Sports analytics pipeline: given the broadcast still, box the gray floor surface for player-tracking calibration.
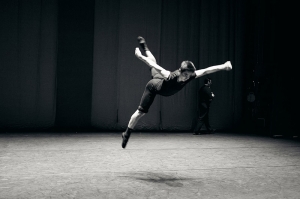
[0,132,300,199]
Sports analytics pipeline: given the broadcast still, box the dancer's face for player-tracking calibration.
[178,71,193,82]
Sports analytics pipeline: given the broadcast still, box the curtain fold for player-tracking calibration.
[0,0,57,130]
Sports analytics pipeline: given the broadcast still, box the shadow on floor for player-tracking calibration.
[121,172,197,187]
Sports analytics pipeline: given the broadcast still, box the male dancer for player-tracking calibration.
[122,36,232,148]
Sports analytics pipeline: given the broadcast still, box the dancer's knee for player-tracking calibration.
[137,106,148,114]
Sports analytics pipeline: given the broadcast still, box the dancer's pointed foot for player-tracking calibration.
[137,36,146,44]
[137,36,149,51]
[122,132,131,149]
[224,61,232,71]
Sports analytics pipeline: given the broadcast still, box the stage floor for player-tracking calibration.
[1,132,300,199]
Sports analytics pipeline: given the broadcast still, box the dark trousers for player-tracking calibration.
[138,79,160,113]
[193,102,212,133]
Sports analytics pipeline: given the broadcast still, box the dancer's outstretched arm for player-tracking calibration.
[195,61,232,78]
[135,48,170,79]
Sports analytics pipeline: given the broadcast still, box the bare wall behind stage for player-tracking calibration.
[1,0,249,131]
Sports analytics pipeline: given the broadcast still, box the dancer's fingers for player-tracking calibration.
[225,61,232,71]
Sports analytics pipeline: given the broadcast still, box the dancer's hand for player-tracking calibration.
[135,47,142,58]
[224,61,232,71]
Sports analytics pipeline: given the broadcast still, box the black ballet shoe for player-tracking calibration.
[122,132,131,149]
[137,36,149,51]
[137,36,146,44]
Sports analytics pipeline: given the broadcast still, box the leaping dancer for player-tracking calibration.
[122,36,232,148]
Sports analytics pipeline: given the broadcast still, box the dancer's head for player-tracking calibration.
[178,61,196,82]
[179,61,196,72]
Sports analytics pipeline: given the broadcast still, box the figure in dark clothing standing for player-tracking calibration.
[193,78,216,135]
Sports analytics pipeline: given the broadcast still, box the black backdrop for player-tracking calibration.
[0,0,57,130]
[91,0,244,131]
[1,0,292,135]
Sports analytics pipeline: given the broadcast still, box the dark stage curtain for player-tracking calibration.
[0,0,57,130]
[91,0,245,131]
[4,0,284,133]
[55,0,94,130]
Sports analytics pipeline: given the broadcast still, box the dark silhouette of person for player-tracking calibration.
[193,77,216,135]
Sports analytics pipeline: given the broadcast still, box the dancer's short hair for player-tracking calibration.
[204,77,212,84]
[180,61,196,72]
